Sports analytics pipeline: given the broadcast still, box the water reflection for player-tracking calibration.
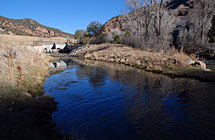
[44,59,215,140]
[76,66,107,87]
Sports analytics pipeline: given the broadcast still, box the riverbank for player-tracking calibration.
[0,37,62,140]
[70,44,215,82]
[0,95,62,140]
[44,58,215,140]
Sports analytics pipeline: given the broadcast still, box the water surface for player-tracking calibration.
[44,59,215,140]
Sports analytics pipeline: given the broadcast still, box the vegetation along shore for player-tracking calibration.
[0,36,63,140]
[0,0,215,139]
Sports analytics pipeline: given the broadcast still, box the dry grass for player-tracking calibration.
[0,37,52,96]
[77,43,193,71]
[0,34,67,46]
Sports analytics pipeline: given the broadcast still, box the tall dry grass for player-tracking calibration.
[77,44,199,72]
[0,37,51,96]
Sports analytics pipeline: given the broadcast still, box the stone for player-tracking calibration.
[162,58,167,61]
[197,61,207,70]
[120,59,126,63]
[109,58,115,62]
[23,92,32,97]
[189,60,210,71]
[49,63,56,69]
[187,58,195,65]
[84,53,92,58]
[205,69,212,72]
[136,60,142,65]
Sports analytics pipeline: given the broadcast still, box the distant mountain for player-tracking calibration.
[0,16,73,38]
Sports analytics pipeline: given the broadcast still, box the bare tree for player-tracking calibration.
[124,0,173,50]
[189,0,215,45]
[123,0,215,51]
[151,0,165,37]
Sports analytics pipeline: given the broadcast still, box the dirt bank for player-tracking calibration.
[73,44,215,82]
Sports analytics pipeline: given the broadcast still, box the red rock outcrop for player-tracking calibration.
[103,16,126,34]
[103,0,194,34]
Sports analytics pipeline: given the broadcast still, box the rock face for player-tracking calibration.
[103,0,215,59]
[103,16,126,34]
[0,16,73,38]
[103,0,194,34]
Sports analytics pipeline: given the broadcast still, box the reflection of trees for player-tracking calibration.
[113,68,214,139]
[88,67,106,87]
[76,65,106,88]
[76,59,215,139]
[76,65,92,80]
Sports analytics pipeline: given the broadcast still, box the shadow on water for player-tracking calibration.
[44,59,215,140]
[0,96,62,140]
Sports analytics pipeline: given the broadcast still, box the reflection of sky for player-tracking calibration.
[163,91,191,124]
[44,59,215,140]
[44,66,139,140]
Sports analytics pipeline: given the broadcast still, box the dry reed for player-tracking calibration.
[0,36,51,96]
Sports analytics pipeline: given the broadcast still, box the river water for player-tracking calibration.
[44,59,215,140]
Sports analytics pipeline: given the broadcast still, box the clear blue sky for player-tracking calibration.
[0,0,126,34]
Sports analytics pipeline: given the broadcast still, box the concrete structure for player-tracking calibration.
[43,44,54,52]
[0,35,73,54]
[43,43,69,53]
[49,61,68,69]
[55,44,67,49]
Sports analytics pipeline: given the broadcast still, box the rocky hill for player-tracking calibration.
[103,0,194,34]
[103,0,215,59]
[0,16,72,38]
[103,16,126,34]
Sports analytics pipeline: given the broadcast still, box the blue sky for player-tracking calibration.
[0,0,126,34]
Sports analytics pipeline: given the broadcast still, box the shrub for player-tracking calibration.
[90,34,107,44]
[114,35,120,44]
[82,37,92,45]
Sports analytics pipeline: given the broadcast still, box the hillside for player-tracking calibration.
[103,0,215,59]
[103,0,194,34]
[0,16,72,38]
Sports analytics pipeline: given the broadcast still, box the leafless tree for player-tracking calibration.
[124,0,175,50]
[124,0,215,50]
[188,0,215,45]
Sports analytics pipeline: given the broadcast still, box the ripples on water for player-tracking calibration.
[44,59,215,140]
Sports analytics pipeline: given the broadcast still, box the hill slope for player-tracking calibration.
[103,0,194,34]
[0,16,72,38]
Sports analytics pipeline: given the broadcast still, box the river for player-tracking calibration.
[44,59,215,140]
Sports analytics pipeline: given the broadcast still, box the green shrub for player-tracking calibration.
[114,35,120,44]
[83,37,92,45]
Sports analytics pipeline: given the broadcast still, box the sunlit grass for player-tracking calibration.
[0,37,51,96]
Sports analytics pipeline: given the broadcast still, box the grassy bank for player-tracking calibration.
[0,37,62,140]
[75,44,215,82]
[0,37,52,96]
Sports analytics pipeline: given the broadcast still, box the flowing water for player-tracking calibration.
[44,59,215,140]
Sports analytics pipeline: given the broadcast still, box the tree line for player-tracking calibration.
[75,0,215,52]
